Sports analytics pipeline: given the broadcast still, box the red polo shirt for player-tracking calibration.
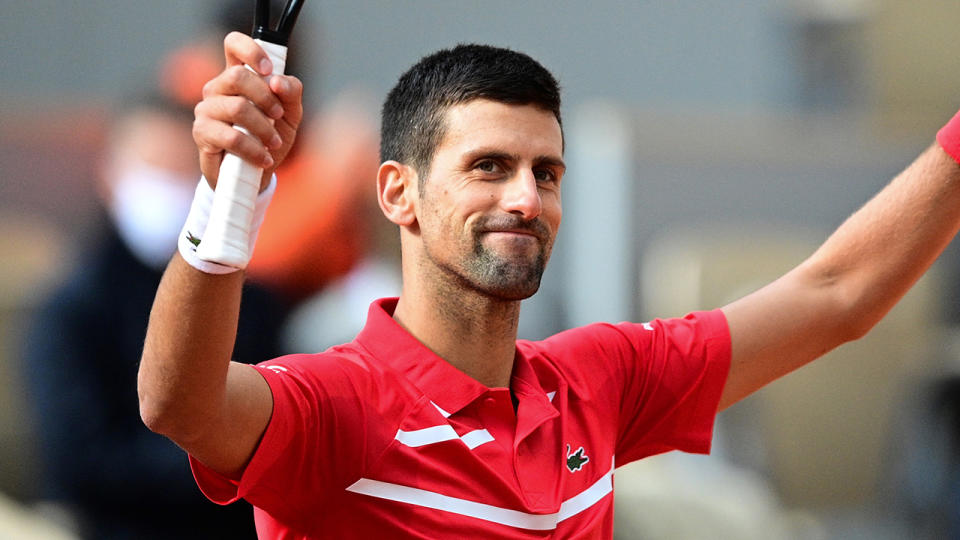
[190,297,730,538]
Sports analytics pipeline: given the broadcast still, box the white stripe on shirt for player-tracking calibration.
[346,462,614,531]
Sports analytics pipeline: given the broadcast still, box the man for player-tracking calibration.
[139,32,960,538]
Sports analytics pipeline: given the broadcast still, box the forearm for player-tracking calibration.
[721,141,960,409]
[138,253,244,442]
[135,34,300,476]
[803,142,960,337]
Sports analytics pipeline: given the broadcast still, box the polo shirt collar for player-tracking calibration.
[356,297,489,417]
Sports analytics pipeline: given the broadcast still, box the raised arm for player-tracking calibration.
[138,32,303,478]
[719,129,960,410]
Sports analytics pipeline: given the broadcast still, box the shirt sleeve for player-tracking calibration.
[541,309,730,466]
[614,310,730,463]
[188,352,376,527]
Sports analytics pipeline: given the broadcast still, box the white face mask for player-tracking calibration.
[109,163,196,270]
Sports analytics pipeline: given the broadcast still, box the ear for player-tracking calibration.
[377,160,418,227]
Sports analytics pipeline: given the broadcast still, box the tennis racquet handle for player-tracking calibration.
[196,39,288,269]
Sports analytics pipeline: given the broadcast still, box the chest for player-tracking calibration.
[338,389,618,538]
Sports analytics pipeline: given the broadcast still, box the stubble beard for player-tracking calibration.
[433,214,554,302]
[418,185,555,302]
[462,239,549,301]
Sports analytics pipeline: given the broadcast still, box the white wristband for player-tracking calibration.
[178,175,277,274]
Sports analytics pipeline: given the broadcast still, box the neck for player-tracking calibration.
[393,278,521,389]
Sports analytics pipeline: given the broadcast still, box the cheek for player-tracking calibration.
[450,188,497,224]
[420,198,469,248]
[542,192,563,231]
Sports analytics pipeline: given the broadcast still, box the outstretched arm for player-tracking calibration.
[719,132,960,410]
[138,32,303,478]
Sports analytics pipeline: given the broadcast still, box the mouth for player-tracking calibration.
[476,219,548,240]
[480,230,544,251]
[484,229,539,239]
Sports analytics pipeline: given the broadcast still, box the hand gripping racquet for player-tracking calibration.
[196,0,306,268]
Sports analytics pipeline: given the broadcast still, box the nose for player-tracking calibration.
[501,169,542,220]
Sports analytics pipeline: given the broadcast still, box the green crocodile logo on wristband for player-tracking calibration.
[186,231,201,248]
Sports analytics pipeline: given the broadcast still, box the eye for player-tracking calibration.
[475,159,501,174]
[534,168,557,183]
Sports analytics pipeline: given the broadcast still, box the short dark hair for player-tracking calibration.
[380,44,562,176]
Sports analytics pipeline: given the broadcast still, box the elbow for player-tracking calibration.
[137,359,168,435]
[835,312,874,344]
[138,397,166,436]
[800,259,884,346]
[138,386,178,438]
[137,371,203,444]
[138,392,205,445]
[827,284,887,345]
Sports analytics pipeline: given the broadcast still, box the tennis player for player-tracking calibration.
[139,32,960,538]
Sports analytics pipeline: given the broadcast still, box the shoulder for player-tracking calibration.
[530,310,728,356]
[521,321,653,361]
[515,322,649,396]
[246,343,416,465]
[251,342,411,413]
[519,311,729,382]
[254,343,379,385]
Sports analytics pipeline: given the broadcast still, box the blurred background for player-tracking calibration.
[2,0,960,538]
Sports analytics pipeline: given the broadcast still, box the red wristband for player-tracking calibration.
[937,109,960,164]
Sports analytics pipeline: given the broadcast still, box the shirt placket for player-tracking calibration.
[512,388,562,513]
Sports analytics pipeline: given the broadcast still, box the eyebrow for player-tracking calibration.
[464,148,566,171]
[534,155,567,171]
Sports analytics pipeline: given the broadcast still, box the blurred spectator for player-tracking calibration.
[249,91,387,303]
[158,0,309,111]
[19,94,287,539]
[159,0,388,305]
[20,2,388,533]
[275,94,400,351]
[880,374,960,540]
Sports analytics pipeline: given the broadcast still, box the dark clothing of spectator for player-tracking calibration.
[22,219,290,539]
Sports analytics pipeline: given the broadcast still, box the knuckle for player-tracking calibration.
[225,96,247,118]
[193,101,207,119]
[201,78,216,99]
[195,132,218,154]
[196,142,216,156]
[224,65,247,87]
[224,67,241,87]
[224,128,244,147]
[192,118,214,143]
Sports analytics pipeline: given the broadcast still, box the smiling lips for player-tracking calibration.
[486,229,538,239]
[474,216,549,243]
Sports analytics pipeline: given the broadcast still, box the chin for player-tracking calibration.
[470,261,545,301]
[483,281,541,301]
[448,244,551,301]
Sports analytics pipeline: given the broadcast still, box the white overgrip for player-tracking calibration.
[195,39,288,268]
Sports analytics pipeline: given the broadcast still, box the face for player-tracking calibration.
[102,109,202,269]
[415,99,565,301]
